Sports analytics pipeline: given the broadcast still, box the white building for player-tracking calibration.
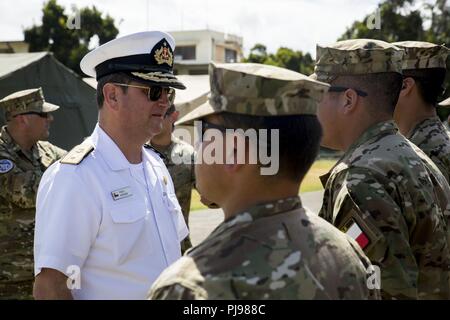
[170,30,243,75]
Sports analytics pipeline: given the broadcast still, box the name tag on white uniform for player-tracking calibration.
[111,187,133,201]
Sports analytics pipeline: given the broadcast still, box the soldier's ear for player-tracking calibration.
[399,77,415,97]
[342,89,358,115]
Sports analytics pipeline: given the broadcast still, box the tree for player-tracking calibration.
[245,43,269,64]
[24,0,119,75]
[425,0,450,45]
[273,47,314,75]
[339,0,450,118]
[339,0,425,42]
[244,44,314,75]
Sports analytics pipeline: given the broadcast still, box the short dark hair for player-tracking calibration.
[403,68,447,106]
[96,72,132,109]
[219,113,322,182]
[334,72,403,117]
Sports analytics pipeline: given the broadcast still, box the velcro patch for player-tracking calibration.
[342,218,370,249]
[0,159,14,174]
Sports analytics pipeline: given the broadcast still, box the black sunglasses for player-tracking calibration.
[329,86,368,97]
[15,112,49,118]
[112,83,176,104]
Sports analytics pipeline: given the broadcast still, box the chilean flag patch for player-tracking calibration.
[346,221,370,249]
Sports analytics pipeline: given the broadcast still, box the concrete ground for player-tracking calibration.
[189,190,324,246]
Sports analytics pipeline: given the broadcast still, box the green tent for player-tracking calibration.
[0,52,98,150]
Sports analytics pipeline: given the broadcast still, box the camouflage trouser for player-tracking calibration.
[0,280,34,300]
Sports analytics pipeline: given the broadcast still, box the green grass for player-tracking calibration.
[190,189,209,211]
[189,159,336,212]
[299,159,336,193]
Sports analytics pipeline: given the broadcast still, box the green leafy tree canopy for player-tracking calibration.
[339,0,450,117]
[24,0,119,75]
[244,43,314,75]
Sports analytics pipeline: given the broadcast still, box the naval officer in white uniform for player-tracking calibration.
[33,31,189,300]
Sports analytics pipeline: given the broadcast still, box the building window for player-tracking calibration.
[225,49,237,63]
[174,45,196,60]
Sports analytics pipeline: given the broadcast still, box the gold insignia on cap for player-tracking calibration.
[163,176,168,185]
[154,42,173,66]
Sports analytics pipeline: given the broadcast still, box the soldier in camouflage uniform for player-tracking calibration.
[393,41,450,182]
[150,104,195,254]
[0,88,66,299]
[148,62,380,300]
[313,39,450,299]
[439,98,450,130]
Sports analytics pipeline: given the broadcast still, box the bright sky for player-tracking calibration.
[1,0,383,56]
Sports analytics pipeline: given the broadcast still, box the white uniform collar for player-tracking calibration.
[90,123,138,171]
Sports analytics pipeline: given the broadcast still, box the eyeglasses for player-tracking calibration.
[329,86,368,97]
[14,112,49,118]
[112,83,176,104]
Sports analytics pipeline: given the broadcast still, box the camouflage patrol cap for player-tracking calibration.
[312,39,404,83]
[439,97,450,107]
[0,88,59,120]
[392,41,449,70]
[176,62,329,125]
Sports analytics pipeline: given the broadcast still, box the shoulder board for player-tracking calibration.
[60,142,94,165]
[144,144,167,160]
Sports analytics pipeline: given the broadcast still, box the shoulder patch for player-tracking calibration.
[144,144,167,160]
[338,204,383,255]
[0,159,14,174]
[60,142,94,165]
[341,218,370,249]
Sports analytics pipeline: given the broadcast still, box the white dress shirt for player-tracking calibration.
[34,124,188,299]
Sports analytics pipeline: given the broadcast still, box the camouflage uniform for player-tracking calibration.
[392,41,450,183]
[406,116,450,183]
[313,39,450,300]
[151,136,195,253]
[440,98,450,131]
[149,197,378,300]
[0,88,66,300]
[319,121,450,300]
[149,62,379,300]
